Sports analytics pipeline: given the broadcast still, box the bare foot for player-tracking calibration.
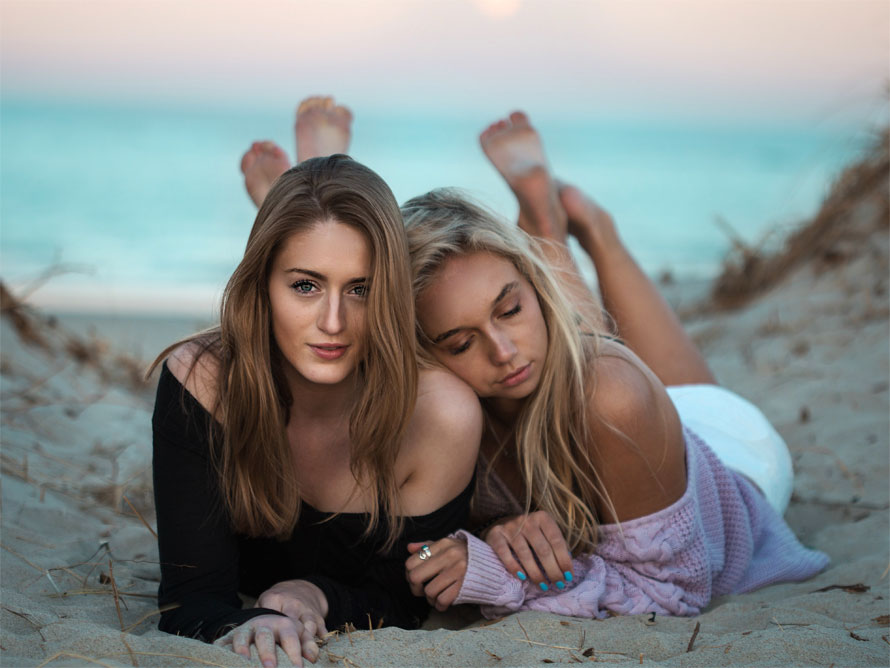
[557,182,617,250]
[480,111,567,242]
[295,96,353,163]
[240,141,291,208]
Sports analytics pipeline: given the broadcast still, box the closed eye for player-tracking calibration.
[449,337,473,355]
[501,302,521,318]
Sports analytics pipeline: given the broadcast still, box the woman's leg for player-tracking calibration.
[480,111,714,386]
[240,96,353,208]
[479,112,603,329]
[666,385,793,514]
[559,185,716,386]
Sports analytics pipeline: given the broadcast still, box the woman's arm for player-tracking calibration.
[152,361,289,640]
[585,342,687,523]
[401,369,483,610]
[450,524,709,618]
[558,184,715,386]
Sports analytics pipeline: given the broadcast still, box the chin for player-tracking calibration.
[302,367,354,385]
[287,355,357,386]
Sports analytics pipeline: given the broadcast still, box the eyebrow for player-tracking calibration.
[285,268,367,283]
[431,281,518,344]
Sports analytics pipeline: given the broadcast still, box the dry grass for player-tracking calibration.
[708,127,890,310]
[0,280,151,394]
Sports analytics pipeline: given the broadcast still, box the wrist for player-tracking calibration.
[575,214,618,254]
[474,514,514,541]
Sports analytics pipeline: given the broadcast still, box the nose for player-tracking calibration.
[488,329,517,365]
[318,293,346,335]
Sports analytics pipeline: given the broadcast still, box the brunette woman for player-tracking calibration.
[151,155,480,667]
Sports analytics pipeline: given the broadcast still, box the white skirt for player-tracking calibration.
[666,384,793,515]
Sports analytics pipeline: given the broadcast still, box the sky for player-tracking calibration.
[2,0,888,124]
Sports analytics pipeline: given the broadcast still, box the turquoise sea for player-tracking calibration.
[0,96,876,316]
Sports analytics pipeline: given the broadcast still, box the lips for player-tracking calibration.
[309,343,350,361]
[498,363,532,388]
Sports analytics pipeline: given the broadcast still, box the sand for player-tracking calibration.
[2,140,888,666]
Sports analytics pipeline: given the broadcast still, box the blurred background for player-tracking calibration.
[2,0,888,341]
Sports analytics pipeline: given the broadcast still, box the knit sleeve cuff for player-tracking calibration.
[451,529,524,608]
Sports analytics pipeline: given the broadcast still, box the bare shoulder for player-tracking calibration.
[165,339,221,414]
[415,367,483,439]
[589,341,663,430]
[585,340,687,522]
[398,368,483,515]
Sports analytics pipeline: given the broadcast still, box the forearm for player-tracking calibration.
[452,530,704,619]
[304,573,428,630]
[158,594,283,642]
[450,530,525,611]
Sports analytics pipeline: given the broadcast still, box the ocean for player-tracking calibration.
[0,96,874,318]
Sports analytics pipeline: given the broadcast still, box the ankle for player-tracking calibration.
[574,210,618,254]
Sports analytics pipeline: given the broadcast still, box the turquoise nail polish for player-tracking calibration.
[564,571,574,582]
[516,571,527,581]
[556,580,565,590]
[539,582,549,591]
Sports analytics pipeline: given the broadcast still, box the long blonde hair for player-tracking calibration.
[153,155,417,548]
[402,189,612,552]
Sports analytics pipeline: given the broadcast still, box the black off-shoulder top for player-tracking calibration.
[152,363,473,641]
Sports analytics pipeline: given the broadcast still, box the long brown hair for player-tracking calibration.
[402,189,614,552]
[153,155,417,548]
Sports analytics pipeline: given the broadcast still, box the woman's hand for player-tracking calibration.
[215,580,327,666]
[255,579,328,641]
[215,613,313,668]
[405,538,468,611]
[483,511,574,590]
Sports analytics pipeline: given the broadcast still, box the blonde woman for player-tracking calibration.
[237,100,827,618]
[151,155,481,667]
[400,112,828,617]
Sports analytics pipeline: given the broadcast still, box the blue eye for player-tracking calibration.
[291,280,317,294]
[350,283,368,297]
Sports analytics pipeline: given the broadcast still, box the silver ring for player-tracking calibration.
[418,544,432,561]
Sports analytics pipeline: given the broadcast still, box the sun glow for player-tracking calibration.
[472,0,521,20]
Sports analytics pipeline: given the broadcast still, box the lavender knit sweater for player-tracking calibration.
[453,427,828,618]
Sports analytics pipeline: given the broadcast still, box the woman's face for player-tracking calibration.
[416,251,548,406]
[268,220,370,387]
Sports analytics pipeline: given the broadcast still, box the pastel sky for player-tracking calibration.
[2,0,888,122]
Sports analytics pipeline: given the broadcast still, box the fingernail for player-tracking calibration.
[539,582,549,591]
[564,571,574,582]
[556,580,565,590]
[516,571,527,581]
[263,661,274,668]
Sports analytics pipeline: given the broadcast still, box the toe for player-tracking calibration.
[298,96,322,113]
[334,105,353,123]
[509,110,529,126]
[240,148,256,174]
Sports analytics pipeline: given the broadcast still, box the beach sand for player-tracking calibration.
[2,136,888,666]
